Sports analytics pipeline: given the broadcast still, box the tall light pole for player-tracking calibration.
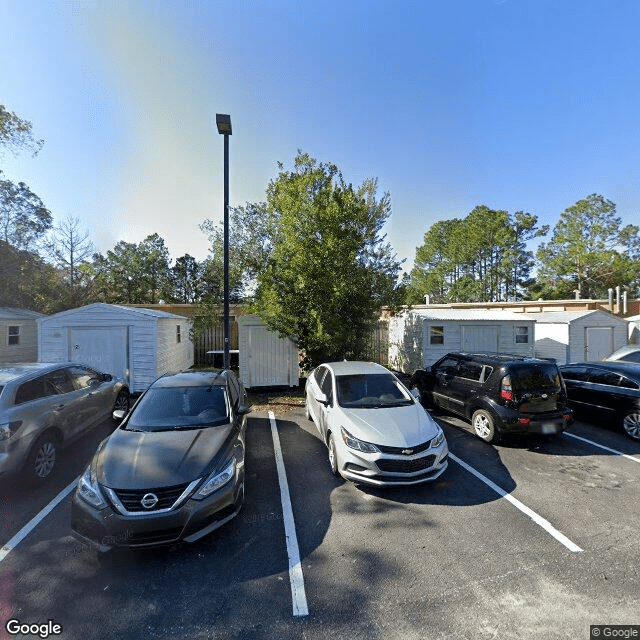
[216,113,232,370]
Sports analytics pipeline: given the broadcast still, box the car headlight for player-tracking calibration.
[77,465,107,509]
[431,428,445,448]
[340,427,379,453]
[194,459,237,499]
[0,421,22,441]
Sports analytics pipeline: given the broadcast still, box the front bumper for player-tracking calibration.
[71,471,244,551]
[336,440,449,487]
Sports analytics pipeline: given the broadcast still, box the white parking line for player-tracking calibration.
[449,453,582,553]
[563,432,640,464]
[269,411,309,617]
[0,480,77,563]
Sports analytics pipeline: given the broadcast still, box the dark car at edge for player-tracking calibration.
[410,352,573,443]
[559,361,640,441]
[71,369,251,551]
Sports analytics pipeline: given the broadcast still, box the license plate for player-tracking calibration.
[541,422,559,434]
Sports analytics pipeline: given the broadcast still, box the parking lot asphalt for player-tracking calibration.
[1,408,639,640]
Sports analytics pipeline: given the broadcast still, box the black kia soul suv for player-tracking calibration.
[409,353,573,443]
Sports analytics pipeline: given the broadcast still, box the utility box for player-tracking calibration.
[237,314,299,388]
[37,303,193,393]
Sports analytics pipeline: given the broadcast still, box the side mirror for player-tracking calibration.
[410,387,420,400]
[112,409,126,422]
[315,392,329,406]
[237,403,253,416]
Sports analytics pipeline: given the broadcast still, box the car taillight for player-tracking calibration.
[500,375,513,401]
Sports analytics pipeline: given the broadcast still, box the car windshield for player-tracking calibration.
[336,373,413,408]
[125,385,229,432]
[509,364,561,392]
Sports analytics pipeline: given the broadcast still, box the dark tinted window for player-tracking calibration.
[228,375,240,408]
[434,357,459,376]
[320,369,333,403]
[336,373,412,408]
[314,366,327,386]
[458,362,483,381]
[618,376,640,390]
[126,385,229,431]
[508,364,560,391]
[15,376,56,404]
[588,370,621,386]
[560,367,590,382]
[45,369,75,394]
[620,352,640,363]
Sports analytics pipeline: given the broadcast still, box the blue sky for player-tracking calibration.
[1,0,639,274]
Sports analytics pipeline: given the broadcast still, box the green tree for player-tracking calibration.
[533,194,640,299]
[251,152,404,370]
[0,105,43,157]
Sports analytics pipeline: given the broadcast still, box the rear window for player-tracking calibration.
[508,364,561,392]
[126,385,229,431]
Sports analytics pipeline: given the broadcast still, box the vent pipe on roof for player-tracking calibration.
[573,289,580,300]
[616,286,621,314]
[623,290,628,315]
[424,294,431,305]
[608,288,613,312]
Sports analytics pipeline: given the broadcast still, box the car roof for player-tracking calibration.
[321,361,391,376]
[444,352,556,366]
[152,369,232,388]
[607,345,640,357]
[0,362,69,385]
[561,361,640,379]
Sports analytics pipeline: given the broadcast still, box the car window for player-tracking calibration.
[335,373,413,408]
[618,376,640,390]
[314,366,327,386]
[15,376,56,405]
[508,364,561,391]
[620,352,640,363]
[320,369,333,404]
[458,362,483,382]
[126,385,229,431]
[68,366,100,390]
[227,375,240,408]
[45,369,75,394]
[560,367,590,381]
[588,370,622,386]
[434,357,459,376]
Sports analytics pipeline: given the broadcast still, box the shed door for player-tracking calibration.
[461,325,499,353]
[69,326,129,382]
[247,325,291,387]
[585,327,613,361]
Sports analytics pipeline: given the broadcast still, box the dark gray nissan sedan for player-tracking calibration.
[71,369,251,551]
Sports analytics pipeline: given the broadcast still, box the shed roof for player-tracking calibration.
[0,307,43,320]
[404,309,535,322]
[39,303,188,321]
[521,310,625,324]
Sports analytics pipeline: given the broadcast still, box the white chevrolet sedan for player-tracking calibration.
[305,361,448,486]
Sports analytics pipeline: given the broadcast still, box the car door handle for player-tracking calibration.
[53,404,65,410]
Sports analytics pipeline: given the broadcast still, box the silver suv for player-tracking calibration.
[0,363,129,484]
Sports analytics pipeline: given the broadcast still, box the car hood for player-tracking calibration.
[96,425,232,489]
[340,403,440,447]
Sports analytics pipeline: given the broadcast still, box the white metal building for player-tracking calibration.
[37,303,193,393]
[526,310,629,364]
[388,309,536,372]
[237,314,299,388]
[0,308,43,363]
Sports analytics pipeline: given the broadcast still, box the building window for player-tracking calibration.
[176,325,181,343]
[515,326,529,344]
[430,326,444,345]
[8,326,20,346]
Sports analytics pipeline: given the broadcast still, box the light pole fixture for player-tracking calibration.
[216,113,232,370]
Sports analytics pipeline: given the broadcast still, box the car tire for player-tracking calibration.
[112,389,130,417]
[327,433,339,475]
[621,411,640,441]
[471,409,499,443]
[25,432,60,484]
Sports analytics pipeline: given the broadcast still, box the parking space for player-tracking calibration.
[1,409,639,639]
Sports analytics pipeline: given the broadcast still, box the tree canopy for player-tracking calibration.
[249,151,404,369]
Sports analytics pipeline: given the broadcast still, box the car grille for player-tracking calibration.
[376,455,437,473]
[376,440,433,455]
[111,483,192,513]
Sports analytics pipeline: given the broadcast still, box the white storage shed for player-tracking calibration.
[388,309,536,373]
[526,310,629,364]
[626,314,640,344]
[0,308,43,363]
[237,314,299,388]
[37,303,193,393]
